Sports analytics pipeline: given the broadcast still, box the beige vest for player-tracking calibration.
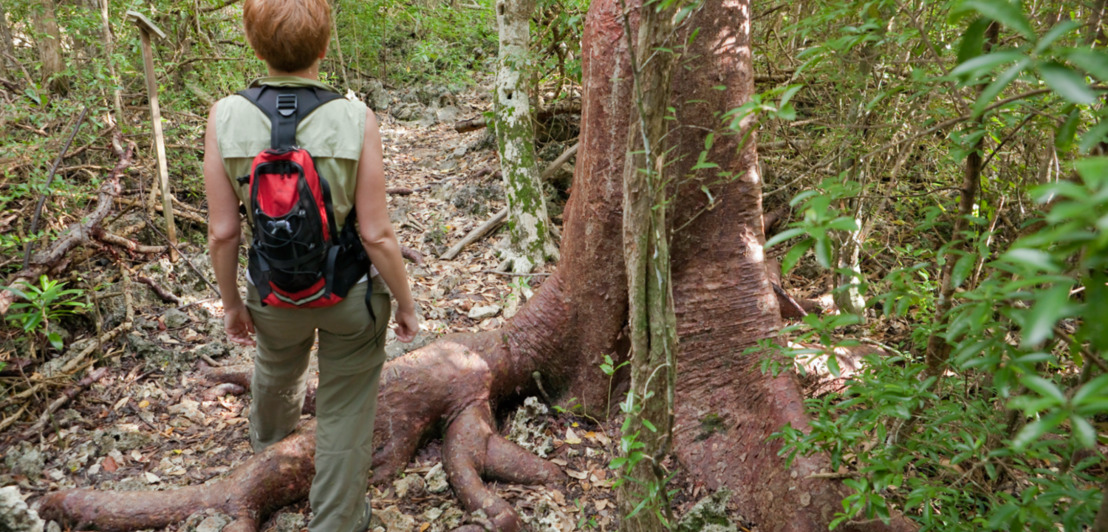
[214,76,367,228]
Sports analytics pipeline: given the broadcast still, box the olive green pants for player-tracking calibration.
[246,277,390,532]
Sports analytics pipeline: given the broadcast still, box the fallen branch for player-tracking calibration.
[23,107,90,270]
[93,229,168,255]
[440,208,508,260]
[439,143,577,260]
[114,197,207,225]
[539,142,578,180]
[772,282,807,319]
[17,367,109,442]
[0,141,135,315]
[135,275,181,305]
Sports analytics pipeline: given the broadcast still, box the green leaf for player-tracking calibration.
[1055,107,1080,151]
[1066,48,1108,81]
[1038,61,1098,104]
[1021,375,1065,404]
[957,18,991,64]
[1075,157,1108,188]
[964,0,1036,41]
[826,353,841,377]
[775,103,797,121]
[951,252,977,289]
[1079,120,1108,155]
[1002,248,1058,272]
[1011,410,1066,450]
[814,237,833,269]
[47,331,63,351]
[1033,20,1078,54]
[778,85,804,108]
[1072,374,1108,407]
[1022,283,1072,347]
[950,50,1026,78]
[972,58,1030,117]
[782,239,814,275]
[1071,415,1097,448]
[765,227,807,249]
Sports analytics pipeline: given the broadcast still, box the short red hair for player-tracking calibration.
[243,0,331,73]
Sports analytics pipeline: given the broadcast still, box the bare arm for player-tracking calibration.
[355,109,418,341]
[203,103,254,345]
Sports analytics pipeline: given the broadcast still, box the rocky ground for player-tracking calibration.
[0,83,752,531]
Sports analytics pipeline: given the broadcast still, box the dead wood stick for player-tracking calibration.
[22,106,90,270]
[438,143,575,261]
[132,11,179,261]
[93,229,168,255]
[400,246,425,265]
[772,282,809,320]
[17,367,109,442]
[0,142,135,315]
[454,116,487,133]
[114,196,207,225]
[0,403,29,433]
[441,208,508,260]
[539,142,578,180]
[135,275,181,304]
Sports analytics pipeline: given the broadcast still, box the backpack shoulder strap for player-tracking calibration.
[237,86,344,150]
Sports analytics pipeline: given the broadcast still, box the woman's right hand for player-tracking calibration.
[393,307,419,343]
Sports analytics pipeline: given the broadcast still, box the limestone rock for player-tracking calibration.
[0,486,45,532]
[676,490,737,532]
[424,463,449,494]
[369,505,415,532]
[467,305,501,320]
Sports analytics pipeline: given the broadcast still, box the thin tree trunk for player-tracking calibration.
[619,0,679,528]
[31,0,67,94]
[100,0,125,128]
[924,22,998,377]
[494,0,559,273]
[0,3,12,79]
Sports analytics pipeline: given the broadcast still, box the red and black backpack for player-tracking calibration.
[236,85,370,309]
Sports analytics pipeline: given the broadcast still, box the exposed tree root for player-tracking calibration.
[39,421,317,532]
[44,335,567,532]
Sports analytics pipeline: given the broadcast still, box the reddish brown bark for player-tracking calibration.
[37,1,915,530]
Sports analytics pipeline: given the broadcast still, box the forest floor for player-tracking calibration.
[0,85,763,531]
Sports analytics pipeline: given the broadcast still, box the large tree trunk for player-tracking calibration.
[38,1,914,531]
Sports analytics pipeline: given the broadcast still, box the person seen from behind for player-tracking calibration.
[202,0,418,530]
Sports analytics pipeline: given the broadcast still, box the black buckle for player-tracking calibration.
[276,93,297,117]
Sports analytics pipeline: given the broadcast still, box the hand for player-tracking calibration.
[393,307,419,343]
[224,302,256,346]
